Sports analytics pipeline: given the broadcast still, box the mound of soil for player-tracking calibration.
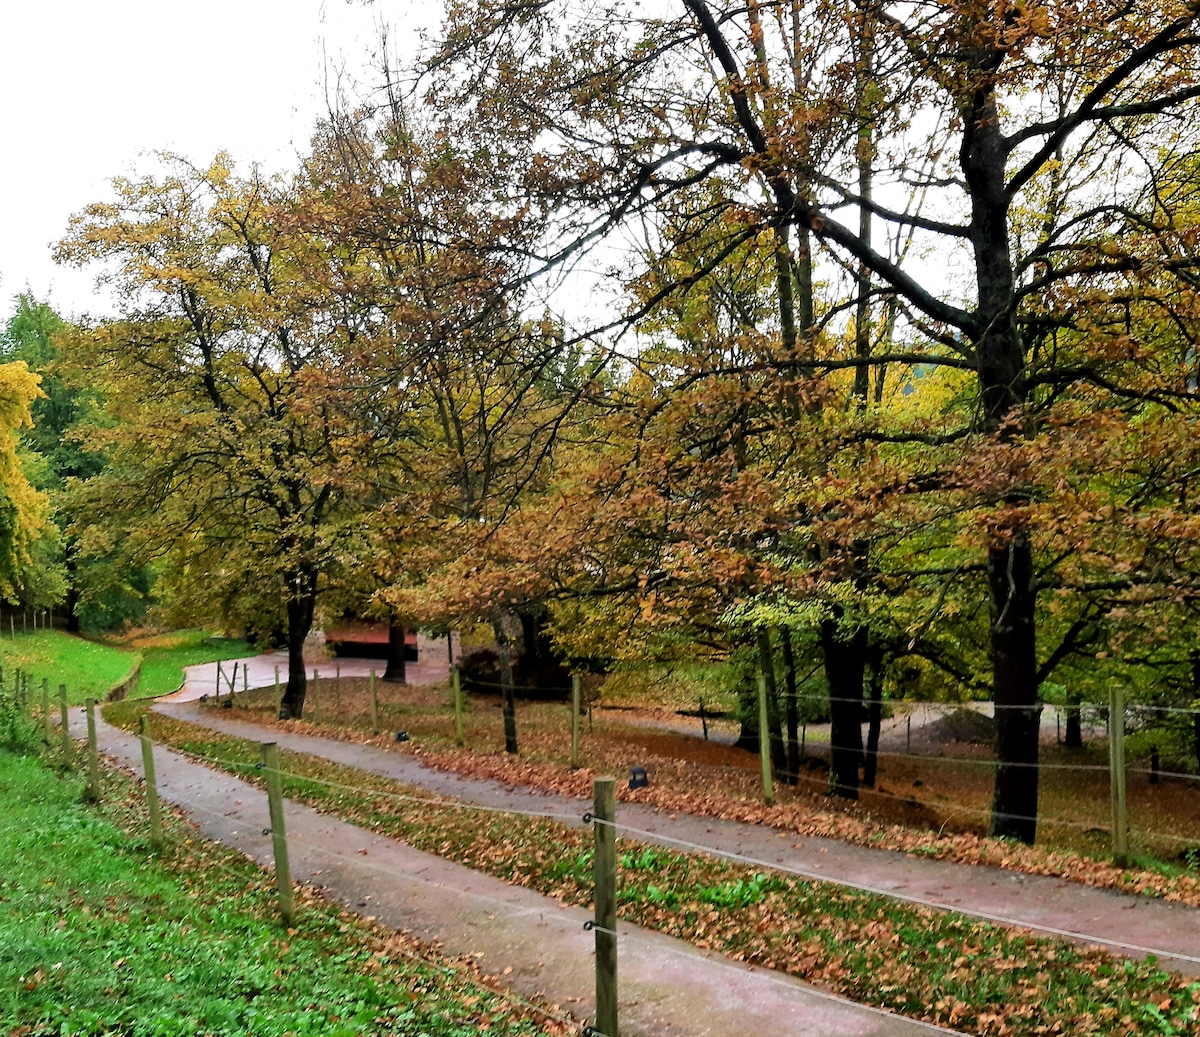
[924,707,996,744]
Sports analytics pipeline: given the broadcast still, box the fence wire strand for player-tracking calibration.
[132,729,1200,967]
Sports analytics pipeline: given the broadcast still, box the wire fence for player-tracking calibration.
[8,646,1200,870]
[112,721,1200,964]
[13,676,1200,1036]
[176,661,1200,868]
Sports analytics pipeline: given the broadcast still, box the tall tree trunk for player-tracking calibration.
[1063,688,1083,748]
[519,610,540,663]
[963,80,1040,844]
[756,627,787,779]
[852,4,875,408]
[874,297,897,405]
[65,545,80,634]
[280,567,317,719]
[986,537,1040,843]
[780,626,800,784]
[733,680,760,752]
[862,644,885,789]
[493,613,519,754]
[383,619,407,682]
[822,615,866,799]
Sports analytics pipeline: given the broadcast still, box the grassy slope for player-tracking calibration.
[0,629,256,704]
[0,747,559,1037]
[121,629,255,697]
[0,629,134,702]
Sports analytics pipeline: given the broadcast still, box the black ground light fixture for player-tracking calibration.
[629,766,649,789]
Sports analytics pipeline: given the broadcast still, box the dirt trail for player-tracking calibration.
[83,706,952,1037]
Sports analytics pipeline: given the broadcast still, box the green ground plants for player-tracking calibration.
[110,702,1200,1036]
[0,745,565,1037]
[0,629,135,703]
[128,629,255,697]
[0,628,254,705]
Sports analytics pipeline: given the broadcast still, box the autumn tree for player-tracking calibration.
[0,345,53,604]
[0,294,106,626]
[57,155,376,717]
[415,0,1200,841]
[277,97,589,750]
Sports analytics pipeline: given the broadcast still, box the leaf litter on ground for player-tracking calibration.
[105,702,1200,1036]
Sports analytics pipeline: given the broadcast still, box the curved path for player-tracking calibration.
[163,657,1200,976]
[155,701,1200,979]
[60,654,1200,1034]
[81,702,951,1037]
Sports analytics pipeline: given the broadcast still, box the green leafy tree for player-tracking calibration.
[1,294,108,625]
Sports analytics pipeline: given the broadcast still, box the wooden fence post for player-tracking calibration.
[370,669,379,735]
[570,674,581,769]
[58,683,71,757]
[274,665,282,714]
[1109,685,1129,867]
[41,677,51,744]
[592,777,618,1037]
[139,715,164,850]
[312,669,320,724]
[453,666,464,747]
[243,663,249,695]
[261,741,295,925]
[757,674,774,806]
[85,698,101,802]
[335,665,341,714]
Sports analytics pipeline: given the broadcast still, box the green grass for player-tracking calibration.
[0,629,136,703]
[125,629,255,698]
[0,629,256,704]
[0,747,558,1037]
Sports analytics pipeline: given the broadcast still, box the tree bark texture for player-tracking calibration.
[780,626,800,784]
[862,645,885,789]
[986,538,1040,843]
[821,616,866,800]
[493,613,519,754]
[280,568,317,719]
[1063,691,1083,749]
[756,627,787,779]
[964,82,1040,843]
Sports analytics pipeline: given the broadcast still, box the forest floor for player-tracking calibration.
[170,653,1200,901]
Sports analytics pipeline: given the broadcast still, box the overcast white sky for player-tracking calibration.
[0,0,424,322]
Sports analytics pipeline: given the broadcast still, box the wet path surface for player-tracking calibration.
[81,705,953,1037]
[154,702,1200,978]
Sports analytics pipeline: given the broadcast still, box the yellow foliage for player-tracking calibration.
[0,361,49,600]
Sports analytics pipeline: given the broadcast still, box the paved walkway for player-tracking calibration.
[153,703,1200,979]
[163,660,1200,972]
[161,653,447,703]
[70,655,1200,1032]
[84,707,951,1037]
